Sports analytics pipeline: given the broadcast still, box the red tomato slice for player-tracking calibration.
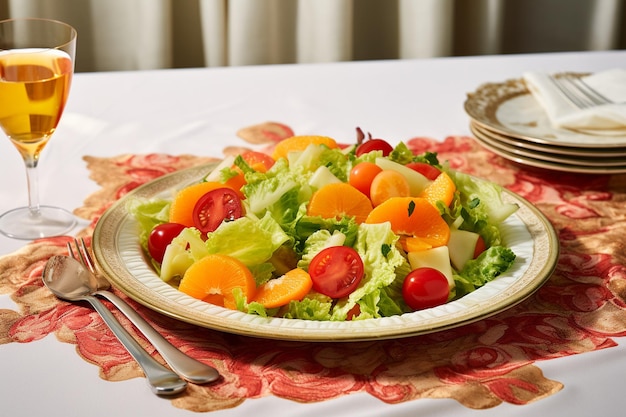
[355,139,393,157]
[402,267,449,310]
[308,246,364,298]
[405,162,441,181]
[192,188,243,233]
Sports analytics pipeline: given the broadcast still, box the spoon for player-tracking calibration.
[43,255,187,396]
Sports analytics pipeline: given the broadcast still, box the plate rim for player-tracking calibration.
[470,123,626,174]
[93,162,559,342]
[470,120,626,158]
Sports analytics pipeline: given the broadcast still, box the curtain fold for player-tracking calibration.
[2,0,624,72]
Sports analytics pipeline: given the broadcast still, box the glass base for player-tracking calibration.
[0,205,77,240]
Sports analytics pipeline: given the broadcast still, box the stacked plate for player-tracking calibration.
[464,74,626,174]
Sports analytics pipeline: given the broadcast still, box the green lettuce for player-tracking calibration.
[448,170,519,246]
[126,197,170,253]
[454,246,517,297]
[205,212,292,267]
[160,227,207,281]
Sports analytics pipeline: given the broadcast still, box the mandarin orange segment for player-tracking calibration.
[400,236,433,252]
[307,182,373,224]
[178,254,257,310]
[369,170,411,207]
[169,181,232,227]
[271,135,339,161]
[419,172,456,208]
[252,268,313,308]
[365,197,450,247]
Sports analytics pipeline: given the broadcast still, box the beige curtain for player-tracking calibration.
[2,0,624,72]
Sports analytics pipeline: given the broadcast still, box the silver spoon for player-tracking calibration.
[43,255,187,396]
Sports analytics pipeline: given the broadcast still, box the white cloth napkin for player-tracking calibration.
[523,69,626,135]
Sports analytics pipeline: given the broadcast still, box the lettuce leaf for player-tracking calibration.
[205,212,292,267]
[126,197,170,253]
[456,246,516,292]
[160,227,207,281]
[448,171,519,246]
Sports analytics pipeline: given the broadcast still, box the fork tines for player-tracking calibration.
[67,238,96,273]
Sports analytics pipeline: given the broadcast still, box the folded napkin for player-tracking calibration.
[523,69,626,135]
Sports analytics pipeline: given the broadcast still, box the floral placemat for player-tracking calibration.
[1,122,625,412]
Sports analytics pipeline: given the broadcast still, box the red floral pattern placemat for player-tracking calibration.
[1,122,625,412]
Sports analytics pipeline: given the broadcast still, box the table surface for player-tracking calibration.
[1,50,625,417]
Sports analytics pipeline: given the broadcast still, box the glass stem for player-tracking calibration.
[24,158,41,217]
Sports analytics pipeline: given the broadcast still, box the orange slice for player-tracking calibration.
[307,182,373,224]
[369,170,411,207]
[178,254,256,310]
[419,172,456,208]
[399,236,433,252]
[271,135,338,161]
[365,197,450,247]
[252,268,313,309]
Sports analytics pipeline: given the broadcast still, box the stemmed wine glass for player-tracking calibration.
[0,18,77,239]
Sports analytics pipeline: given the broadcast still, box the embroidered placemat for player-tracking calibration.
[1,122,625,412]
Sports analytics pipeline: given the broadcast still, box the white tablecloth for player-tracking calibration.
[1,50,625,417]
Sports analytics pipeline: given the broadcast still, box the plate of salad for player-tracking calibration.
[92,135,558,341]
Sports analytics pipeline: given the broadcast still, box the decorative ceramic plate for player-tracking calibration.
[470,121,626,158]
[464,73,626,147]
[92,163,559,342]
[470,122,626,174]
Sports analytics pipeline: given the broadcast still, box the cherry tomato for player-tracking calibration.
[148,222,186,263]
[349,162,382,197]
[405,162,441,181]
[241,151,275,173]
[308,246,364,298]
[355,138,393,157]
[402,267,449,310]
[192,188,243,234]
[473,235,486,259]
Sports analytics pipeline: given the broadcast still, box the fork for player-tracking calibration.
[550,74,613,108]
[68,238,220,385]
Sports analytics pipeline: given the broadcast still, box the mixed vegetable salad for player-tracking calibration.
[128,134,519,321]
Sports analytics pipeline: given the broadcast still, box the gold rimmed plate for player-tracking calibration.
[470,122,626,170]
[465,73,626,148]
[470,121,626,158]
[470,123,626,174]
[93,162,559,342]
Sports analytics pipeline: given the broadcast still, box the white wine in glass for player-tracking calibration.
[0,18,77,239]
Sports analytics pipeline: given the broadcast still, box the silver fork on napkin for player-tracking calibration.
[550,74,614,108]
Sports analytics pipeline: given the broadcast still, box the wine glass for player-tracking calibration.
[0,18,77,239]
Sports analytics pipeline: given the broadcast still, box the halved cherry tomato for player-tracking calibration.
[355,139,393,157]
[402,267,449,310]
[241,151,275,173]
[308,246,364,298]
[224,151,276,196]
[405,162,441,181]
[192,188,243,234]
[349,162,382,197]
[148,222,186,263]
